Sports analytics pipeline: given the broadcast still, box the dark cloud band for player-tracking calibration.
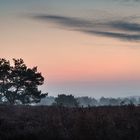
[32,14,140,41]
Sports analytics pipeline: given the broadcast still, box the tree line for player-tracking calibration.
[39,94,140,107]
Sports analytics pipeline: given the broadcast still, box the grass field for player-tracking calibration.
[0,105,140,140]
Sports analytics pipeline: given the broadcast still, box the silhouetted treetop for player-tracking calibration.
[0,58,47,105]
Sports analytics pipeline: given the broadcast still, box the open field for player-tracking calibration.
[0,105,140,140]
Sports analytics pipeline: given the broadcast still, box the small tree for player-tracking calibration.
[0,58,47,105]
[54,94,79,107]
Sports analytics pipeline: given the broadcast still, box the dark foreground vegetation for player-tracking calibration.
[0,105,140,140]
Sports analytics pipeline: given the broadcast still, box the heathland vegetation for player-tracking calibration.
[0,105,140,140]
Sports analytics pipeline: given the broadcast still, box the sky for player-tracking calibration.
[0,0,140,98]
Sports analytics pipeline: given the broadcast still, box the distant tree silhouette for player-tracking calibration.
[54,94,79,107]
[109,98,119,106]
[77,96,98,107]
[0,58,47,104]
[99,97,110,106]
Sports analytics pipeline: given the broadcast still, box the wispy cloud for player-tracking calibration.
[32,14,140,41]
[109,21,140,32]
[85,30,140,41]
[124,0,140,2]
[116,0,140,2]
